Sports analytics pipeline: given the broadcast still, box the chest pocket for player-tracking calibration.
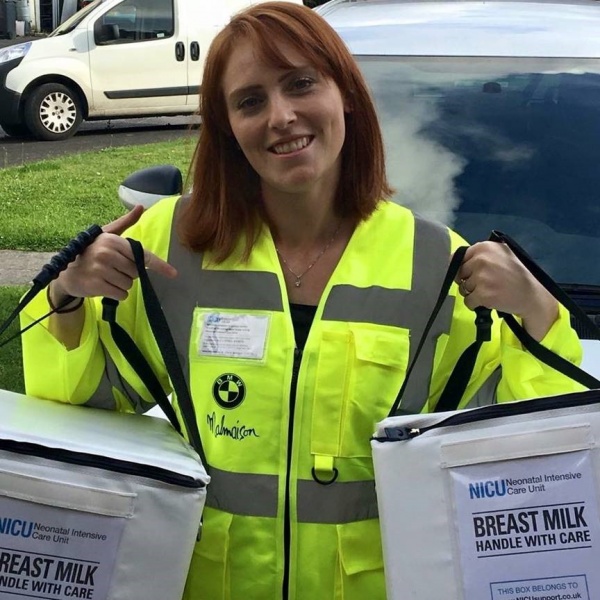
[311,325,409,463]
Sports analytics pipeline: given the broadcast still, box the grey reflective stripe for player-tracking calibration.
[464,367,501,408]
[186,270,283,312]
[205,467,278,518]
[205,468,378,523]
[297,478,378,523]
[84,347,116,410]
[323,216,454,413]
[86,345,154,413]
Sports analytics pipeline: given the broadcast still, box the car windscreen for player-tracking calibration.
[50,0,106,36]
[358,56,600,296]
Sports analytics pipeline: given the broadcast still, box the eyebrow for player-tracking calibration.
[227,66,315,105]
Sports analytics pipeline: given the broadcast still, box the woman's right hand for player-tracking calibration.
[49,205,178,305]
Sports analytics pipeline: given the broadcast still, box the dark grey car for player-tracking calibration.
[319,0,600,300]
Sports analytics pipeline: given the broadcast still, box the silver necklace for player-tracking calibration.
[275,221,342,287]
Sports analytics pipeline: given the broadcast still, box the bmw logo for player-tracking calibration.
[212,374,246,409]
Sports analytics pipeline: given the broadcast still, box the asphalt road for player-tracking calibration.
[0,115,200,167]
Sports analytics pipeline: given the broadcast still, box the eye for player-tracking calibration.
[291,77,315,92]
[237,96,262,111]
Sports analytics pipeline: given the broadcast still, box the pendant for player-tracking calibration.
[294,279,302,287]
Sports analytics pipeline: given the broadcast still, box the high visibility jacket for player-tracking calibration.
[22,198,583,600]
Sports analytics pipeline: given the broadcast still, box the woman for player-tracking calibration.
[22,3,583,599]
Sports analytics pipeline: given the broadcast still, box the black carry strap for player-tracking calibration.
[388,232,600,417]
[101,238,207,468]
[388,247,493,416]
[490,231,600,390]
[101,298,182,434]
[0,225,103,344]
[434,305,493,412]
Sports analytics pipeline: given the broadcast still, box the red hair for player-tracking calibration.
[179,1,392,261]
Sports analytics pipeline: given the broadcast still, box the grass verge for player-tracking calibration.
[0,137,195,250]
[0,135,197,393]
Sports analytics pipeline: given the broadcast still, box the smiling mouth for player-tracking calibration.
[270,136,313,155]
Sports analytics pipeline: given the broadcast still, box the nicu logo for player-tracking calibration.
[0,517,33,538]
[469,479,507,499]
[213,373,246,409]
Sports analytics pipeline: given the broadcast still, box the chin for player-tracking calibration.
[274,170,325,192]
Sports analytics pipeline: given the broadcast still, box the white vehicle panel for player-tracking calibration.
[4,33,91,97]
[320,0,600,58]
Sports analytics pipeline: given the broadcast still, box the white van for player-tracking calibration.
[0,0,303,141]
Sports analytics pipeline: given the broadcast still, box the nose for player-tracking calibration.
[267,93,296,130]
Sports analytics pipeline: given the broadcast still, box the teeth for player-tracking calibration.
[272,136,310,155]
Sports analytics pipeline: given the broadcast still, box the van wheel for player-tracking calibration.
[24,83,83,141]
[0,122,31,138]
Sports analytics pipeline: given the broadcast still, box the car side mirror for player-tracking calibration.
[118,165,183,210]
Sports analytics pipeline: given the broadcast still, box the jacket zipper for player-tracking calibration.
[282,346,303,600]
[0,438,205,488]
[378,390,600,441]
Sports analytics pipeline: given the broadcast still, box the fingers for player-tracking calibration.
[93,244,177,300]
[455,241,559,339]
[453,242,498,309]
[453,245,475,298]
[458,277,474,298]
[454,241,534,313]
[144,249,178,278]
[96,250,177,300]
[103,205,145,236]
[454,243,480,283]
[100,206,177,278]
[56,226,177,301]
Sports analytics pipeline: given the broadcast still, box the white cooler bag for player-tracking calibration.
[372,390,600,600]
[0,388,209,600]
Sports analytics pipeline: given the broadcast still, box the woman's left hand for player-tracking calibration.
[455,241,559,341]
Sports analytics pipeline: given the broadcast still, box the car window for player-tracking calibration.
[95,0,174,45]
[358,56,600,291]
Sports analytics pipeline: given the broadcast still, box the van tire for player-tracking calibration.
[24,83,83,141]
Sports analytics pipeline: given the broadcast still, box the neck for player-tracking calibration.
[263,192,339,250]
[273,213,341,252]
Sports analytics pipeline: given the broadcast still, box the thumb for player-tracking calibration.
[103,205,145,236]
[144,249,178,279]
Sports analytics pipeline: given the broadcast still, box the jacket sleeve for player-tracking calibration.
[21,293,110,404]
[494,303,584,402]
[20,197,178,411]
[426,230,585,412]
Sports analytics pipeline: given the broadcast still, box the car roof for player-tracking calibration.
[317,0,600,58]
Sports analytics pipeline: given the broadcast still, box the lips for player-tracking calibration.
[269,135,313,155]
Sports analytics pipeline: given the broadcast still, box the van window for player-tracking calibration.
[50,0,105,36]
[95,0,174,45]
[358,56,600,295]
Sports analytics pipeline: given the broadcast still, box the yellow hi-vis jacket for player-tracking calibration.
[22,198,583,600]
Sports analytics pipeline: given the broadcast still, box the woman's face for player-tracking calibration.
[222,37,349,199]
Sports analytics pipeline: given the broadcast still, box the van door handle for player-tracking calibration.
[175,41,185,61]
[190,41,200,61]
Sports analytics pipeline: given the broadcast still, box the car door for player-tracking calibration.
[182,0,306,109]
[87,0,188,114]
[182,1,232,108]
